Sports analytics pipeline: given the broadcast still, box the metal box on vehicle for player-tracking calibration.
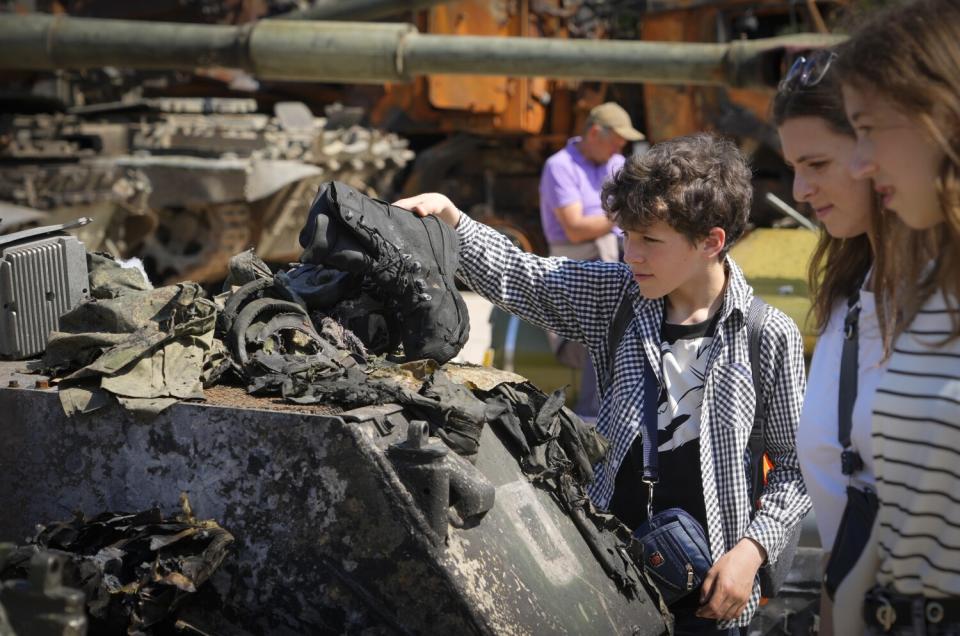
[0,222,89,359]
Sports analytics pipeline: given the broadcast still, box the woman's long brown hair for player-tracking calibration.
[835,0,960,346]
[773,64,890,337]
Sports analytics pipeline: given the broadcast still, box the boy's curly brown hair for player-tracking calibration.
[602,132,752,257]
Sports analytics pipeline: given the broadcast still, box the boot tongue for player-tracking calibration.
[298,208,335,265]
[298,183,334,252]
[299,182,370,271]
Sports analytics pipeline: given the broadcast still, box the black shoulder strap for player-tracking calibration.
[604,293,660,496]
[606,295,767,403]
[839,291,864,475]
[604,293,636,390]
[747,295,769,505]
[606,294,769,503]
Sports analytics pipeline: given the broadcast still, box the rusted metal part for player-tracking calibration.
[0,13,844,88]
[0,369,670,634]
[202,384,343,415]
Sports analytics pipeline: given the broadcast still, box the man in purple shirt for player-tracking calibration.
[539,102,644,262]
[540,102,644,417]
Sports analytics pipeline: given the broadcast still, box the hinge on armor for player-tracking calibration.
[341,411,497,545]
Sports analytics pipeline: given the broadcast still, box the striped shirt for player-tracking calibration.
[872,290,960,597]
[455,214,811,626]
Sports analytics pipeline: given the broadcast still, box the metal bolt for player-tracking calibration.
[7,380,19,388]
[406,420,428,449]
[35,379,49,389]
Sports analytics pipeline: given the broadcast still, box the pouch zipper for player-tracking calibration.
[686,564,694,590]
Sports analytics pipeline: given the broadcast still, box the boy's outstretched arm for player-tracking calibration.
[394,192,463,229]
[394,192,625,348]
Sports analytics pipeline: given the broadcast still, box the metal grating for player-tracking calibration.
[0,235,87,359]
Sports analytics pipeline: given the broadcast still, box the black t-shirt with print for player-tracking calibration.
[609,313,719,535]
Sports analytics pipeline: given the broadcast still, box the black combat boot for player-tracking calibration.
[299,181,469,364]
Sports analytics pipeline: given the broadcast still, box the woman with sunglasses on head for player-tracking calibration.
[831,0,960,633]
[773,50,895,636]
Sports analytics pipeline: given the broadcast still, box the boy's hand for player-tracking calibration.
[695,538,766,621]
[393,193,462,228]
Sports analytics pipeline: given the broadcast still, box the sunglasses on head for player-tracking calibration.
[778,50,838,92]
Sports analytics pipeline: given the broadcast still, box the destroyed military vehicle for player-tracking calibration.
[0,185,670,635]
[0,179,820,634]
[0,95,414,285]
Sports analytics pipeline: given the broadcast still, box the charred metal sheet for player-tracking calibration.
[0,367,668,635]
[1,502,232,634]
[443,362,527,392]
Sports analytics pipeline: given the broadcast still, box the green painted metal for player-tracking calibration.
[0,14,844,88]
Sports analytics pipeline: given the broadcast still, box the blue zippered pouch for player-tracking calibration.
[633,507,713,606]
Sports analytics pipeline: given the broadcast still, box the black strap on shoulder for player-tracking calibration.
[604,293,636,390]
[606,294,769,423]
[839,290,864,476]
[747,295,769,505]
[604,294,659,515]
[606,295,771,505]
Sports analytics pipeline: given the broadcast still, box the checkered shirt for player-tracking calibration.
[456,214,811,627]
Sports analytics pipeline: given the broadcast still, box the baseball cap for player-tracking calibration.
[589,102,645,141]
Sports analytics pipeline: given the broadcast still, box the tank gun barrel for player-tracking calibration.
[0,14,843,88]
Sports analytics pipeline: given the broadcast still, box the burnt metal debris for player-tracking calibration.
[0,496,233,636]
[30,187,603,500]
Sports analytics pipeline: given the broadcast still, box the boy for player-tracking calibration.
[395,133,810,634]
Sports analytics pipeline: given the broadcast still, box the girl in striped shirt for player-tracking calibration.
[774,51,898,636]
[833,0,960,632]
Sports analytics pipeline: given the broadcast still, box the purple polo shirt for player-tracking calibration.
[539,137,625,245]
